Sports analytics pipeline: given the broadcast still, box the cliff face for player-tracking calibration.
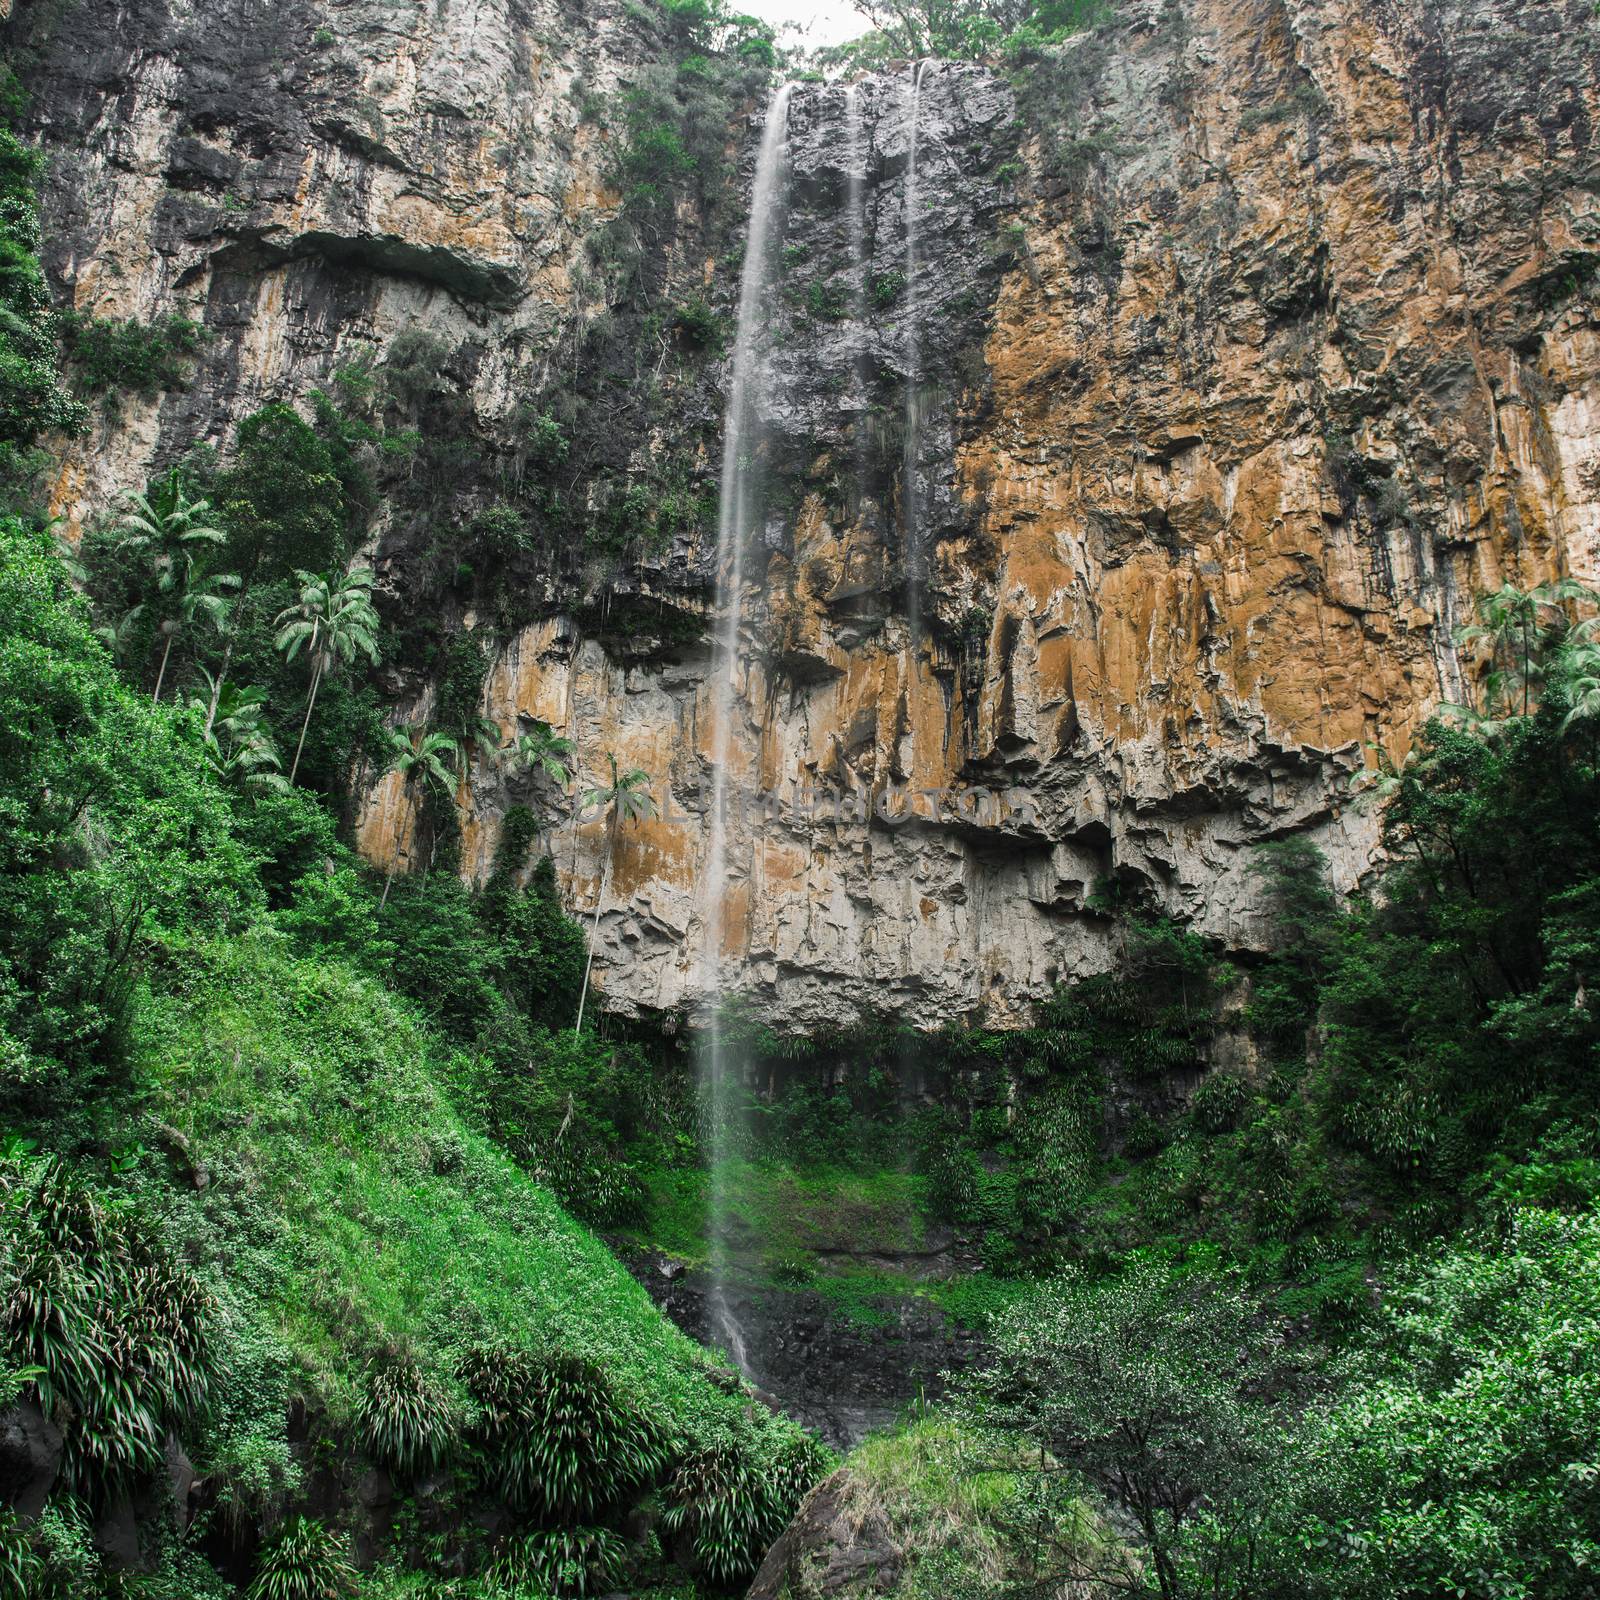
[10,0,1599,1029]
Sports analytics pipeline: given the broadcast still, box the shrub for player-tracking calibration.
[1190,1070,1248,1133]
[1272,1208,1600,1599]
[246,1516,356,1600]
[0,126,87,494]
[870,269,906,308]
[960,1261,1299,1599]
[672,296,721,347]
[0,519,254,1108]
[214,403,348,583]
[460,1347,669,1517]
[0,1150,214,1498]
[359,1353,456,1477]
[60,311,203,396]
[489,1526,625,1598]
[661,1428,829,1588]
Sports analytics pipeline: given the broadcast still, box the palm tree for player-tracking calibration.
[512,720,574,787]
[151,570,239,703]
[450,713,505,793]
[190,681,287,794]
[199,590,252,737]
[1560,637,1600,732]
[114,484,227,593]
[113,485,237,702]
[381,725,458,906]
[574,753,657,1034]
[511,720,575,846]
[1458,579,1600,720]
[273,567,381,783]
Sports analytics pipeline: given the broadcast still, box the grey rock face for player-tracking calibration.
[11,0,1600,1032]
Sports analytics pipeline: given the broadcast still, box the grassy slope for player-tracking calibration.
[139,931,755,1447]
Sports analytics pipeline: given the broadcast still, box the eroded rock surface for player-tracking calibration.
[11,0,1599,1028]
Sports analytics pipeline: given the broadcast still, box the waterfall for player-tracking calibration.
[901,60,929,645]
[846,83,867,317]
[703,83,792,1372]
[845,83,870,522]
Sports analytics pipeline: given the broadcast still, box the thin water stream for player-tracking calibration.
[704,83,793,1369]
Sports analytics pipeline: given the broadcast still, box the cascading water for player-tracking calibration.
[845,83,871,523]
[901,61,930,645]
[703,83,792,1372]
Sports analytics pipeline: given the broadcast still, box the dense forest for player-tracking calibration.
[3,0,1600,1596]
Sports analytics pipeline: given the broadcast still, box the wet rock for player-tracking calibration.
[634,1258,982,1451]
[0,1399,63,1518]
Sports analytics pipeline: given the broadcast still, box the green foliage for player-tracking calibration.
[215,403,349,584]
[869,269,906,309]
[1278,1207,1600,1599]
[0,1148,213,1496]
[662,1427,830,1588]
[837,0,1109,63]
[360,1352,457,1477]
[60,311,202,398]
[803,278,848,321]
[246,1516,356,1600]
[960,1261,1299,1599]
[671,296,722,348]
[0,519,252,1110]
[489,1526,624,1598]
[1320,704,1600,1189]
[0,126,86,503]
[460,1347,670,1518]
[1189,1069,1246,1133]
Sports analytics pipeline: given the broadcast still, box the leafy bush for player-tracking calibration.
[1277,1208,1600,1600]
[489,1526,625,1598]
[214,403,350,584]
[1190,1070,1247,1133]
[246,1516,356,1600]
[0,1148,213,1496]
[671,296,721,347]
[461,1347,668,1517]
[60,311,202,397]
[360,1353,457,1477]
[960,1261,1300,1599]
[0,519,254,1109]
[661,1428,829,1588]
[0,126,86,499]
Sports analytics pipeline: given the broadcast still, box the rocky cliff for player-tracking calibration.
[9,0,1599,1029]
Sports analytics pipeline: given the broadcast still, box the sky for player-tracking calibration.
[737,0,870,49]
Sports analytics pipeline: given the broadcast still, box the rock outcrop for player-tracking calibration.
[10,0,1599,1029]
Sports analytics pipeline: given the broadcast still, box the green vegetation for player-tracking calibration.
[60,310,202,400]
[951,1211,1600,1600]
[822,0,1110,68]
[0,106,85,508]
[767,1416,1104,1600]
[0,517,824,1592]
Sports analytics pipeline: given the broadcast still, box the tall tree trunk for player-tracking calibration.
[152,632,175,704]
[288,662,323,784]
[203,636,235,737]
[574,817,616,1034]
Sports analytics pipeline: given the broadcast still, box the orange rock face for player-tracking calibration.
[22,0,1598,1030]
